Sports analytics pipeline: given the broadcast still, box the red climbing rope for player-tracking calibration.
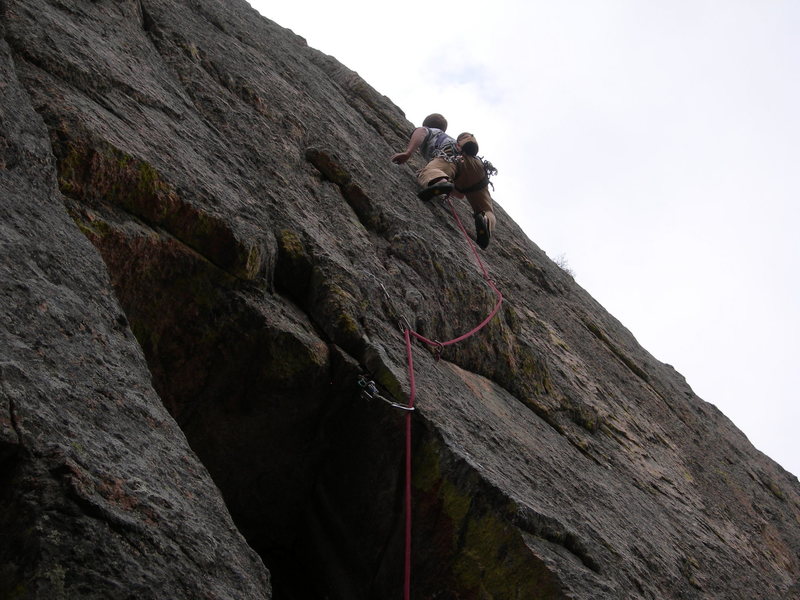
[403,328,416,600]
[402,194,503,600]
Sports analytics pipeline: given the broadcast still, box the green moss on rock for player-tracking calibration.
[55,139,263,281]
[413,437,567,598]
[309,275,366,358]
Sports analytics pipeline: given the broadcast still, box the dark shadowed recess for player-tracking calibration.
[58,191,412,598]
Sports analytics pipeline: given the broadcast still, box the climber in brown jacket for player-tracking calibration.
[391,113,497,249]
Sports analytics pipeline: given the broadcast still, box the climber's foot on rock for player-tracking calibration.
[474,212,490,249]
[417,179,454,202]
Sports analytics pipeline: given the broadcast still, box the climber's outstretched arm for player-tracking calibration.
[391,127,427,164]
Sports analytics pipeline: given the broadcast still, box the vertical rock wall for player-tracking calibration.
[0,19,271,600]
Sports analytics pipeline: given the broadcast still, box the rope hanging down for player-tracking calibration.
[400,194,504,600]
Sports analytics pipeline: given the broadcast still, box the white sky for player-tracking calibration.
[251,1,800,477]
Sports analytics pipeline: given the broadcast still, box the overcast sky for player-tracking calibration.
[251,1,800,477]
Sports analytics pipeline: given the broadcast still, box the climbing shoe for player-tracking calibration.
[417,179,454,202]
[474,212,490,249]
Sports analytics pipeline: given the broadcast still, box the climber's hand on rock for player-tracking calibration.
[391,152,410,164]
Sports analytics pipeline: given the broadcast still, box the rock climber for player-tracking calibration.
[391,113,497,249]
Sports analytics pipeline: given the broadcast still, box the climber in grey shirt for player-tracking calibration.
[391,113,496,249]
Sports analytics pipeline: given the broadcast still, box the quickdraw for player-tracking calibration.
[380,282,411,334]
[357,374,415,412]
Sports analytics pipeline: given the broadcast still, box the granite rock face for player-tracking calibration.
[0,10,270,599]
[2,0,799,598]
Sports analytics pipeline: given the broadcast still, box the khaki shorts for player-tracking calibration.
[417,155,495,234]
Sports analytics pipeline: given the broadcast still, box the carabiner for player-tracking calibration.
[431,340,445,362]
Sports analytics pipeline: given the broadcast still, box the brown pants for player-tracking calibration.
[418,156,496,234]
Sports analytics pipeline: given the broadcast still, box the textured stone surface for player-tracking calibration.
[2,0,800,598]
[0,15,270,600]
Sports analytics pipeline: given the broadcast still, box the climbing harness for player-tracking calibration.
[421,127,458,162]
[455,176,490,195]
[396,192,504,600]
